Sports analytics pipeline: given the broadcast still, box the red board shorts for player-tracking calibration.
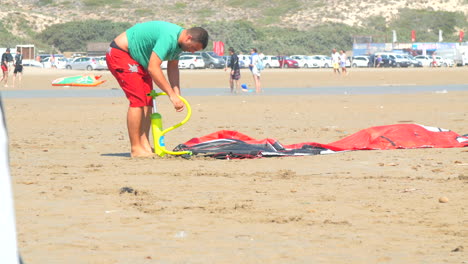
[1,64,7,72]
[106,47,153,107]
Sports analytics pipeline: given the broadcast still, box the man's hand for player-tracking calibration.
[169,94,185,112]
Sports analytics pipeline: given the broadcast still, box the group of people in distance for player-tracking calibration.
[331,48,348,75]
[224,47,262,94]
[1,48,23,88]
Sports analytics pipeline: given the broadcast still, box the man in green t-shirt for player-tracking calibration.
[106,21,208,157]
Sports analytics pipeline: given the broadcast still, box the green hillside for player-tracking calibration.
[0,0,466,54]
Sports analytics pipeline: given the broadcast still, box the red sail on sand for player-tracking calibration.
[174,124,468,159]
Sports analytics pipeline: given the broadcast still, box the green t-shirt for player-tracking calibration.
[126,21,183,69]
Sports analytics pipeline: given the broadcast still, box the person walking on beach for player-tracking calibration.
[12,49,23,88]
[249,48,262,93]
[1,49,11,88]
[224,47,241,94]
[331,48,340,74]
[339,49,348,75]
[106,21,208,157]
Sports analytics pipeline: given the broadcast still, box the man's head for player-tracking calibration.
[179,27,209,53]
[228,47,235,54]
[16,48,21,54]
[6,48,10,53]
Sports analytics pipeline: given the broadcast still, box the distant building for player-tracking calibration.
[87,42,108,57]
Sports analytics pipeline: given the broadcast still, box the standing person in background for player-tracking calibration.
[331,48,340,74]
[1,49,11,87]
[106,21,208,157]
[249,48,261,93]
[339,49,348,75]
[431,52,437,67]
[375,54,382,67]
[224,47,241,94]
[12,49,23,88]
[50,54,56,69]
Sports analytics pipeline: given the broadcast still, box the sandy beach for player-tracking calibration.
[2,66,467,263]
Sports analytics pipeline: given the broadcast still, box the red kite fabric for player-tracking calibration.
[213,41,224,56]
[460,30,465,42]
[174,124,468,159]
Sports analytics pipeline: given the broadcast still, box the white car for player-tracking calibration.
[262,55,280,68]
[290,55,319,68]
[42,56,69,69]
[22,59,44,68]
[351,56,370,67]
[414,55,433,67]
[434,56,454,67]
[237,54,251,68]
[309,55,331,68]
[178,55,205,69]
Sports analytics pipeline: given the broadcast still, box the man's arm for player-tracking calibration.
[147,52,184,112]
[166,60,180,96]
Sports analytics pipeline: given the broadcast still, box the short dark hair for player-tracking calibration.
[228,47,235,53]
[187,27,209,49]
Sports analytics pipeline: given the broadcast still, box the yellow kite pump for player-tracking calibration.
[147,90,192,157]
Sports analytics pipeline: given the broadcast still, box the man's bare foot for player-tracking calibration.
[131,147,154,158]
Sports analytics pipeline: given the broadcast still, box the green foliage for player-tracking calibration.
[134,9,153,17]
[37,20,131,52]
[0,22,27,47]
[36,0,53,6]
[227,0,262,8]
[202,20,361,55]
[173,2,187,9]
[82,0,127,8]
[196,8,215,18]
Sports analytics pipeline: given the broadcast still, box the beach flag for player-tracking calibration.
[460,30,465,42]
[213,41,224,56]
[438,30,443,42]
[392,30,397,43]
[411,30,416,42]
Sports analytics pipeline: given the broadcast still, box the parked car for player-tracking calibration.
[369,54,397,67]
[262,55,280,68]
[65,57,107,70]
[351,56,370,67]
[237,54,251,68]
[434,56,454,67]
[278,56,299,68]
[390,54,411,67]
[290,55,318,68]
[178,55,205,69]
[375,52,409,67]
[414,55,433,67]
[309,55,331,68]
[97,56,108,70]
[41,56,69,69]
[223,56,246,68]
[403,55,423,67]
[182,51,225,69]
[22,59,43,68]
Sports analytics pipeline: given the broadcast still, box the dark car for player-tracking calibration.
[278,56,299,68]
[368,54,397,67]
